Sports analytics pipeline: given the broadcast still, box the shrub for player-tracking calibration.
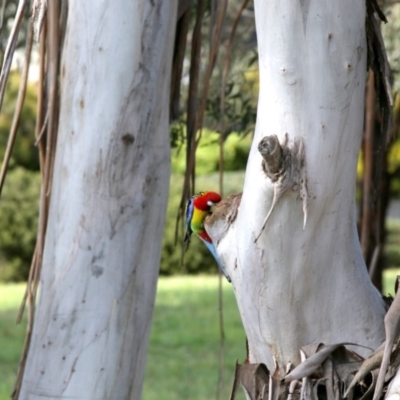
[0,167,40,282]
[171,130,251,175]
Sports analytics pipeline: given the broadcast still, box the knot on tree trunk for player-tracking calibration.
[258,135,283,182]
[255,134,308,242]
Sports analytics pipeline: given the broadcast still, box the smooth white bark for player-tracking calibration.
[387,368,400,400]
[19,1,176,398]
[208,0,386,376]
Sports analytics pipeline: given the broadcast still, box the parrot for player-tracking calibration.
[184,191,231,283]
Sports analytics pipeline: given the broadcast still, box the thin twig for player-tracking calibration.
[216,272,226,400]
[43,0,59,197]
[175,0,206,247]
[35,21,46,178]
[368,245,381,280]
[34,109,49,146]
[31,0,47,41]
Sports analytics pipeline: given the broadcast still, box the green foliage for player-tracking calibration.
[389,136,400,174]
[387,96,400,196]
[171,1,257,139]
[0,71,39,171]
[0,69,39,282]
[382,4,400,93]
[385,220,400,275]
[223,132,252,171]
[0,167,40,282]
[171,129,251,175]
[205,63,258,136]
[382,4,400,196]
[160,172,245,276]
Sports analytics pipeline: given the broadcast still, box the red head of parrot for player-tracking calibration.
[192,191,221,212]
[184,191,221,241]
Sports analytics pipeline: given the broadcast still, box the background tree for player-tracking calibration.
[0,70,39,282]
[2,0,177,398]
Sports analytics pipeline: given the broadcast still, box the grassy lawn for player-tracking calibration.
[143,277,246,400]
[0,284,27,399]
[0,277,246,400]
[1,270,399,400]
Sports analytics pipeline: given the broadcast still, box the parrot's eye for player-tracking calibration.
[207,201,215,206]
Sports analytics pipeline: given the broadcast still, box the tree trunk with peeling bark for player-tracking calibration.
[207,0,387,388]
[17,1,176,398]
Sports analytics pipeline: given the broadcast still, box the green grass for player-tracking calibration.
[0,284,27,399]
[0,278,246,400]
[1,270,400,400]
[144,277,246,400]
[383,269,400,296]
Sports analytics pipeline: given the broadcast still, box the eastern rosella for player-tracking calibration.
[184,191,231,282]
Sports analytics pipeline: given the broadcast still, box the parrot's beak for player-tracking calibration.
[207,201,216,206]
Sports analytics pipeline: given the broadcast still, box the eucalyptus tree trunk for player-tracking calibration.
[207,0,386,379]
[18,1,176,398]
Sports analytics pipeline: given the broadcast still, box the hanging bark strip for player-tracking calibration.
[206,6,229,400]
[366,0,393,143]
[359,0,395,290]
[175,0,228,245]
[34,19,47,174]
[170,2,192,121]
[0,16,33,196]
[0,4,54,399]
[174,0,205,248]
[31,0,48,41]
[185,0,205,188]
[360,72,376,261]
[12,2,65,398]
[360,71,391,291]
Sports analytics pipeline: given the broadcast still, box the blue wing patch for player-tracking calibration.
[184,196,194,245]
